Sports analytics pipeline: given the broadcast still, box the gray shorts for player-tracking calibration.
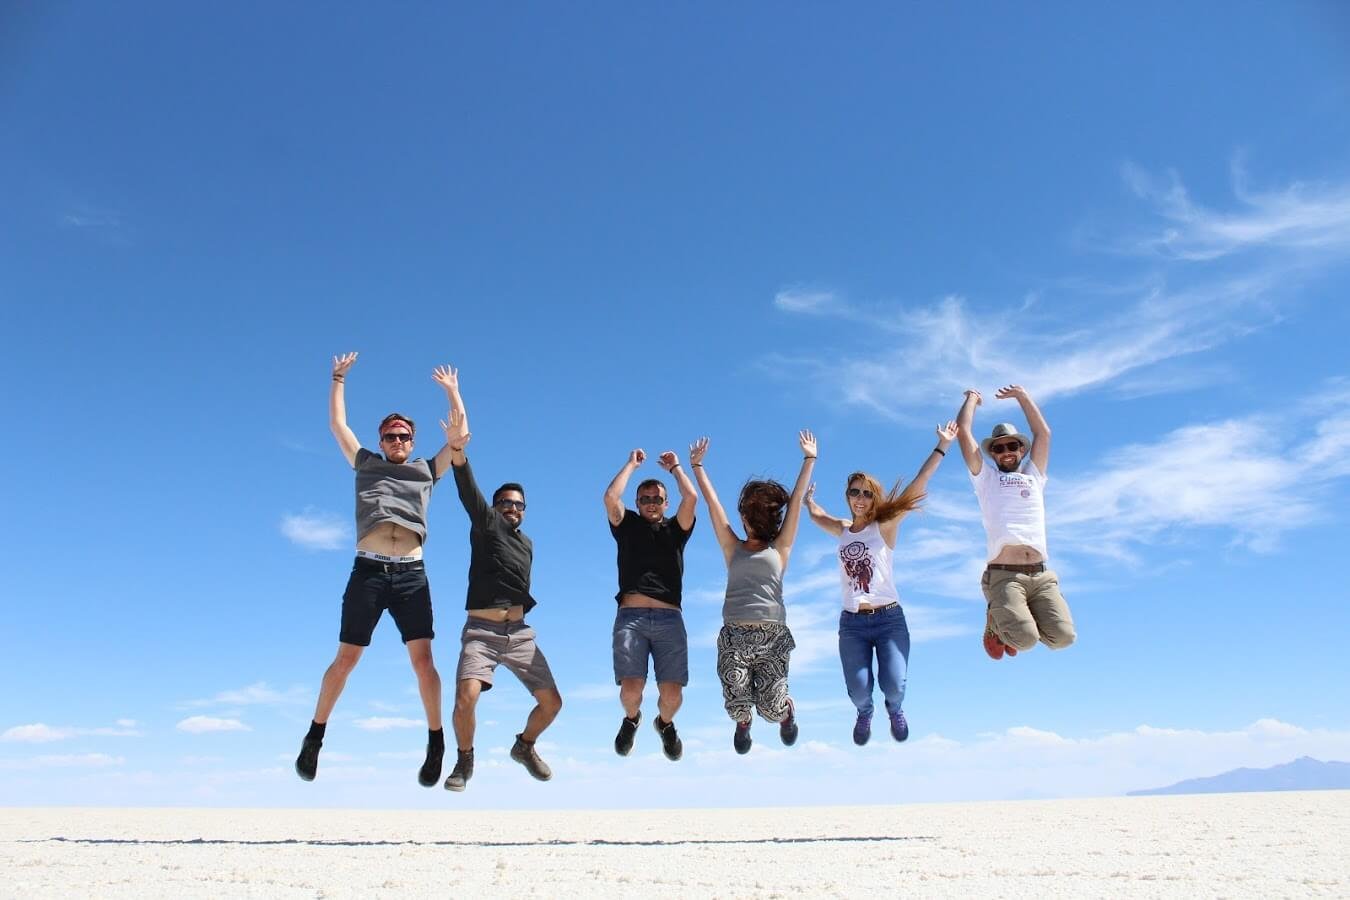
[612,607,689,686]
[456,618,557,694]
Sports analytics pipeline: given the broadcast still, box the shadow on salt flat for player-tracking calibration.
[30,835,936,849]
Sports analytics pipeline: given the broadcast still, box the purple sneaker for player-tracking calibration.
[852,711,872,746]
[889,708,909,742]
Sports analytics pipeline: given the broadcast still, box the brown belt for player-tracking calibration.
[986,562,1046,574]
[852,602,899,616]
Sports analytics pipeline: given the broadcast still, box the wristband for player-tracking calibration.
[691,463,704,468]
[933,447,945,456]
[332,376,345,382]
[804,455,817,460]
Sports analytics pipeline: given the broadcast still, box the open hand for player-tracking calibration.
[936,420,958,444]
[439,408,471,451]
[333,352,358,378]
[689,436,710,466]
[432,365,460,392]
[799,429,817,459]
[994,384,1028,402]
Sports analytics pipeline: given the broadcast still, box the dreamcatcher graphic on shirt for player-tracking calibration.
[840,541,873,594]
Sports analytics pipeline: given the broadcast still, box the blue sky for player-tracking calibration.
[4,3,1350,809]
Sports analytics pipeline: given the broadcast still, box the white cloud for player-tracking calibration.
[773,288,845,315]
[0,753,126,770]
[1050,383,1350,553]
[1123,160,1350,261]
[351,717,422,731]
[176,716,250,734]
[182,681,308,709]
[2,721,142,743]
[280,508,349,551]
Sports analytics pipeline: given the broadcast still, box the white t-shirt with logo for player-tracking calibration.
[971,459,1049,562]
[836,521,901,613]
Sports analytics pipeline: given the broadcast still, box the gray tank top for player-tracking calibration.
[722,544,786,624]
[354,448,438,543]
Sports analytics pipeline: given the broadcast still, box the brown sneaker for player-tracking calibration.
[510,734,553,782]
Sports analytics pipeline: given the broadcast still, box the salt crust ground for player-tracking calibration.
[2,792,1347,898]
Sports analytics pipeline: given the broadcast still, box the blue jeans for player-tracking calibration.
[838,605,909,718]
[612,607,689,686]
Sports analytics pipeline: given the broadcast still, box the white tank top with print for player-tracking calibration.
[836,521,901,613]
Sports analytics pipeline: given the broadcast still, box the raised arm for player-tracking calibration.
[329,352,361,466]
[604,449,645,527]
[438,407,487,522]
[431,364,467,479]
[775,430,818,566]
[805,482,848,537]
[689,437,739,563]
[955,389,983,475]
[996,384,1050,474]
[878,421,956,545]
[658,450,698,531]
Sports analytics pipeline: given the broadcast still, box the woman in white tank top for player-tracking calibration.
[805,421,957,746]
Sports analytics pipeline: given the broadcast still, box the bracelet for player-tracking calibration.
[804,455,817,460]
[332,376,345,382]
[691,463,704,468]
[670,463,681,470]
[933,447,945,456]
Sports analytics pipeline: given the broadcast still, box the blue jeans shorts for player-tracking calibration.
[612,607,689,686]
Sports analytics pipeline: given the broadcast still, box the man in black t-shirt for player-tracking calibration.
[603,448,697,761]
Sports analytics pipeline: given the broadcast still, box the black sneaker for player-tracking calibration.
[295,737,321,782]
[889,707,910,743]
[779,699,799,747]
[443,749,474,792]
[733,719,752,755]
[418,739,444,787]
[653,716,683,761]
[614,712,641,756]
[510,734,553,781]
[852,711,872,746]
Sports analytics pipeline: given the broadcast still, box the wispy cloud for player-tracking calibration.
[1051,379,1350,554]
[0,753,126,770]
[351,717,422,731]
[767,164,1350,421]
[1122,159,1350,261]
[2,721,142,743]
[280,508,349,551]
[176,716,250,735]
[181,681,308,709]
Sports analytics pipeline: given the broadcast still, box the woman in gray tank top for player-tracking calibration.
[688,430,817,754]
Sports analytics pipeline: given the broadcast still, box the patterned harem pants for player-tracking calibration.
[716,622,795,723]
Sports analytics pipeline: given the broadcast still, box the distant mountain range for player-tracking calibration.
[1129,756,1350,796]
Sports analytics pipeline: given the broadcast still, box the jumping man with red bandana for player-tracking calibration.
[295,353,461,787]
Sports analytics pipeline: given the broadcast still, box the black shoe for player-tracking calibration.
[779,699,799,747]
[443,749,474,792]
[614,711,641,756]
[852,711,872,746]
[733,720,752,755]
[418,740,444,787]
[295,737,321,782]
[889,707,910,743]
[653,716,683,761]
[510,735,553,781]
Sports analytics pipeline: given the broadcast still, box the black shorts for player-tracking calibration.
[339,558,434,647]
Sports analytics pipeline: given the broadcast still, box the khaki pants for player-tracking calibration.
[981,567,1076,652]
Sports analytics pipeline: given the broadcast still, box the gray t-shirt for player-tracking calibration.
[354,448,439,543]
[721,544,786,624]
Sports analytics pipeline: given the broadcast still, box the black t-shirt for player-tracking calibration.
[610,509,694,607]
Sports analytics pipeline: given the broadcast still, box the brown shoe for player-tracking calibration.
[510,734,552,781]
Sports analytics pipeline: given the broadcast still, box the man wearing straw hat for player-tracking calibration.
[955,385,1076,660]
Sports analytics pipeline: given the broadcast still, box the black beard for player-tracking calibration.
[996,458,1021,473]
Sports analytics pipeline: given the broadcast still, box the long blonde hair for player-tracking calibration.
[846,471,924,526]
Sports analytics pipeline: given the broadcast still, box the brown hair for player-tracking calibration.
[379,413,416,436]
[636,478,666,499]
[846,471,924,526]
[738,479,791,542]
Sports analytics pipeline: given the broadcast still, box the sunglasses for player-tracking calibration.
[847,488,875,499]
[637,494,666,506]
[495,499,526,511]
[989,441,1023,454]
[381,432,413,444]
